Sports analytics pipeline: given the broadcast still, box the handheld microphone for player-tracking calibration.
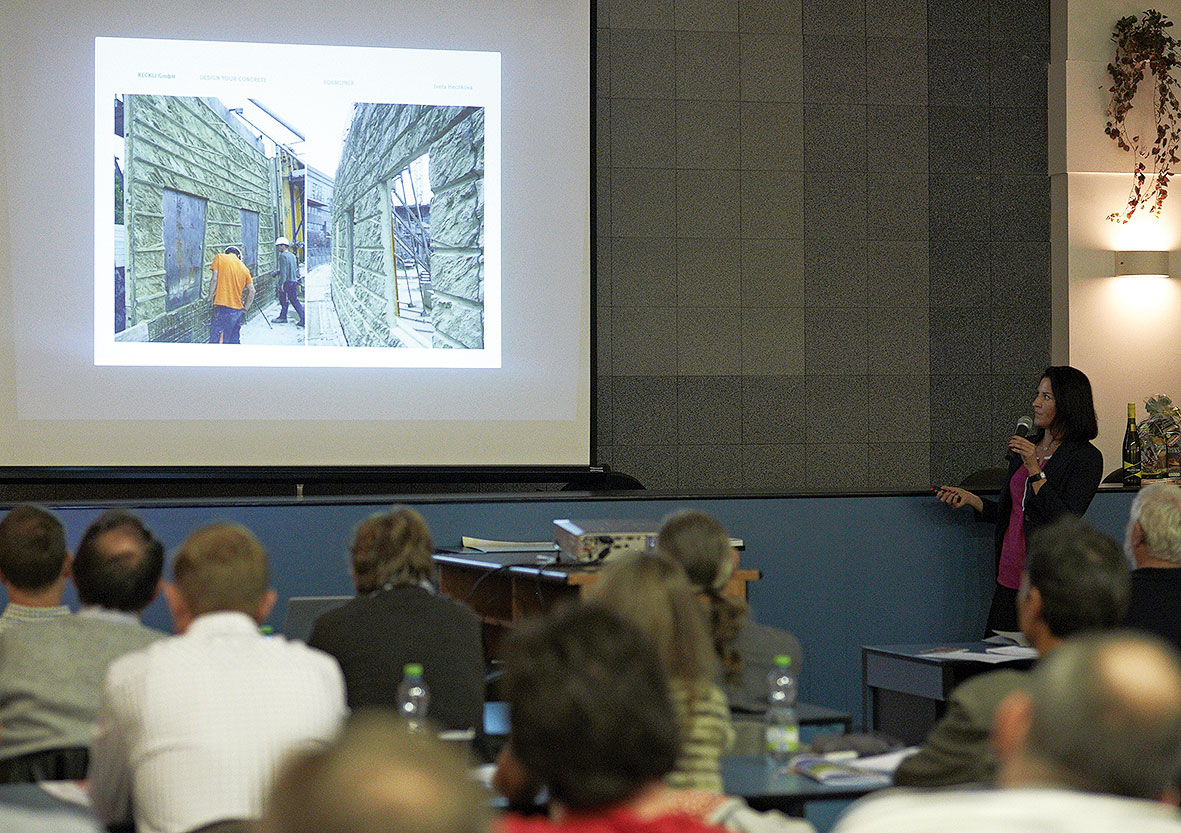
[1008,416,1034,461]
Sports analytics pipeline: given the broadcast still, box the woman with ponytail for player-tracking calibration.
[656,510,802,714]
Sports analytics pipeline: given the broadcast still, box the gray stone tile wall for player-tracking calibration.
[595,0,1050,491]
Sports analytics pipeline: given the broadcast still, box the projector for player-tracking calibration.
[552,519,657,564]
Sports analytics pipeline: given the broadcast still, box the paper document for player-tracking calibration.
[461,536,558,552]
[791,756,893,787]
[918,649,1029,664]
[985,630,1030,646]
[38,780,92,807]
[854,747,920,774]
[986,645,1038,659]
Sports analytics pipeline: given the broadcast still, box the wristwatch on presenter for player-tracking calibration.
[1030,471,1047,484]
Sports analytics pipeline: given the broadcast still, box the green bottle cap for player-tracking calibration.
[404,663,424,677]
[259,625,274,636]
[774,654,791,667]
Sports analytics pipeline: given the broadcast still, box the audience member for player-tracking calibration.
[1124,482,1181,651]
[587,553,734,792]
[0,510,166,782]
[88,522,346,833]
[0,504,70,625]
[261,709,491,833]
[656,509,802,714]
[836,631,1181,833]
[894,515,1129,787]
[498,604,812,833]
[308,506,483,736]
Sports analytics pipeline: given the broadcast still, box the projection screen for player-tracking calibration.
[0,0,590,469]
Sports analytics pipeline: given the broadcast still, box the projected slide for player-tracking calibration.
[97,37,501,369]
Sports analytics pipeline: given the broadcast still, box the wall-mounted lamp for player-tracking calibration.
[1114,250,1171,277]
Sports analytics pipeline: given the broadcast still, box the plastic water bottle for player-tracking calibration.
[765,654,799,767]
[396,662,430,733]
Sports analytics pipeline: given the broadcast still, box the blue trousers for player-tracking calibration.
[209,305,245,344]
[277,280,305,324]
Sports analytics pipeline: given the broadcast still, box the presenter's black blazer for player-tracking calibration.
[977,434,1103,572]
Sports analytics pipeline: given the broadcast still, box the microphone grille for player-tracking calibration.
[1016,415,1034,436]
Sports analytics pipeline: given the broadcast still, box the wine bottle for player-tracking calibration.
[1123,402,1141,487]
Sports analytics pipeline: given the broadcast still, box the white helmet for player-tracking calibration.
[275,236,291,247]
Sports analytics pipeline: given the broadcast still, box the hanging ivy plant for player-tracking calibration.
[1105,9,1181,222]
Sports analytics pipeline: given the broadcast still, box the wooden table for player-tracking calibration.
[434,550,760,657]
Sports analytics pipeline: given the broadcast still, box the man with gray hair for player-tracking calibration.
[895,515,1130,787]
[261,710,491,833]
[1125,481,1181,652]
[835,631,1181,833]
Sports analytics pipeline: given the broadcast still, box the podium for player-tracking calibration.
[433,550,760,657]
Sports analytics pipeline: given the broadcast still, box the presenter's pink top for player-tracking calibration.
[997,465,1033,589]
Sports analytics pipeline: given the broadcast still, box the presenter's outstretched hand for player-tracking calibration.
[935,485,984,513]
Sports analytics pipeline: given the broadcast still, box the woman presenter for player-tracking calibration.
[936,366,1103,634]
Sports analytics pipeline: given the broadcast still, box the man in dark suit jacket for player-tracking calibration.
[307,507,484,737]
[1124,482,1181,652]
[894,516,1129,787]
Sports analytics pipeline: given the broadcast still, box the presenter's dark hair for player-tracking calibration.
[73,509,164,612]
[1041,365,1098,441]
[0,504,67,592]
[503,603,678,811]
[1025,516,1129,637]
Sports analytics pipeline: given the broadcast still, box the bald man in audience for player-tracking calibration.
[895,515,1129,787]
[1124,482,1181,652]
[261,710,491,833]
[835,631,1181,833]
[88,522,346,833]
[0,510,165,782]
[0,504,70,626]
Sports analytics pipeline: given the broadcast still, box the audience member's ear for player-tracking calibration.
[255,588,278,625]
[61,550,73,579]
[1130,520,1146,553]
[1017,585,1043,636]
[163,583,193,633]
[991,689,1034,763]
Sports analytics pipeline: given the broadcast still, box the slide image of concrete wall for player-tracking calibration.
[331,103,486,349]
[115,94,305,346]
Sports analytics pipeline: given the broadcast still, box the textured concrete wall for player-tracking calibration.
[121,95,277,342]
[331,103,484,348]
[595,0,1052,491]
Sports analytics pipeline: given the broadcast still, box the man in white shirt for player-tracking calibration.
[834,631,1181,833]
[88,522,347,833]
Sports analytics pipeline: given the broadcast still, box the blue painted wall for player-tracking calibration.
[8,488,1135,727]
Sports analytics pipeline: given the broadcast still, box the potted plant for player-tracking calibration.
[1105,9,1181,222]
